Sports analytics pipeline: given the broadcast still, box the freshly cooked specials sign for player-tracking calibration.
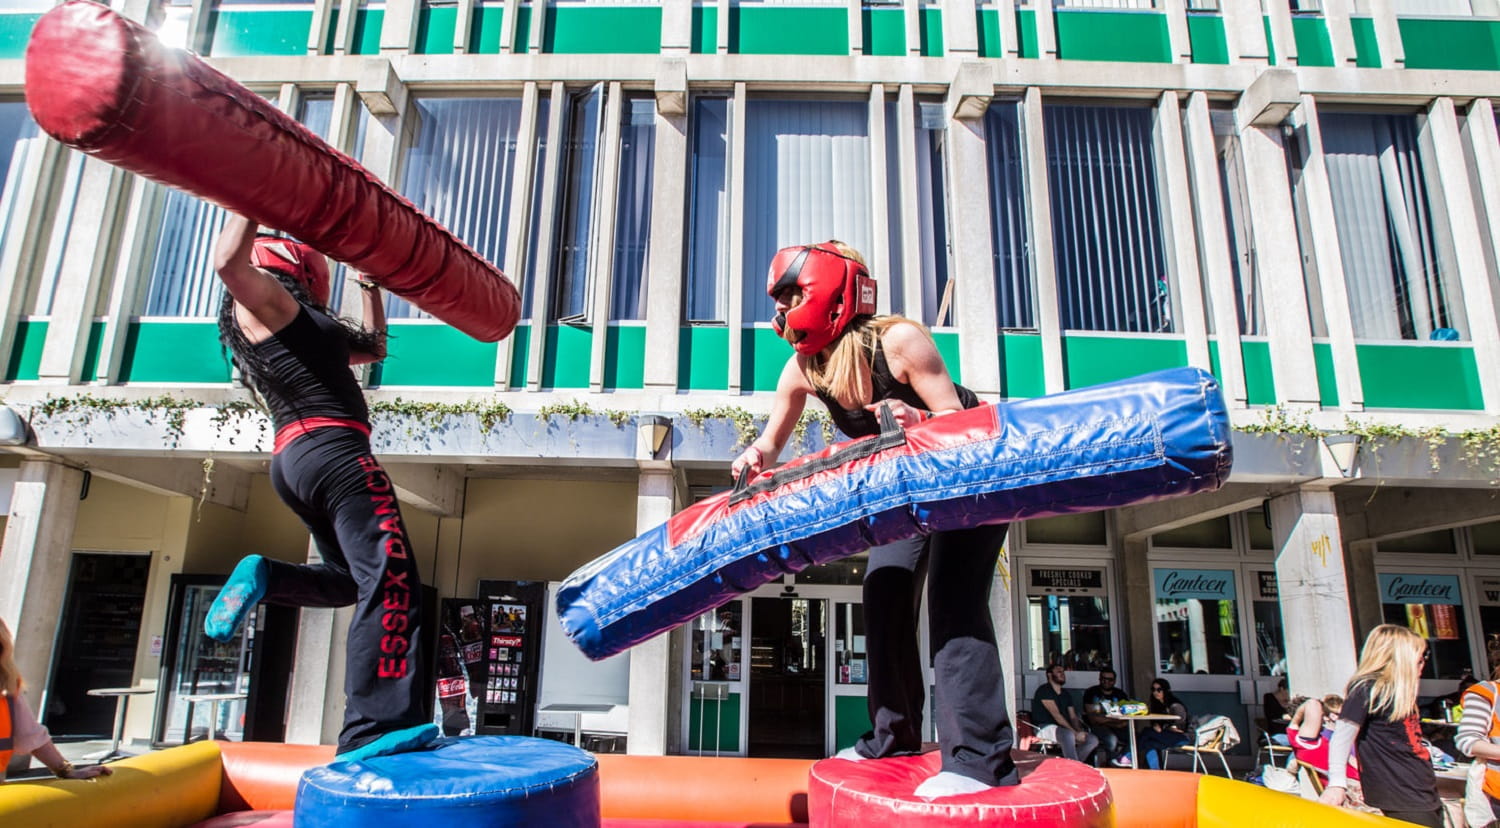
[1153,568,1236,601]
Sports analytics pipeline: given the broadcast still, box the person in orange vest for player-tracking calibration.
[1,618,112,782]
[1455,667,1500,825]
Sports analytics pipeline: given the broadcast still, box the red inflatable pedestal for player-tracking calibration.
[808,751,1112,828]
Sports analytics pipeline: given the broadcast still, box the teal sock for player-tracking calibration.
[335,724,440,763]
[204,555,268,642]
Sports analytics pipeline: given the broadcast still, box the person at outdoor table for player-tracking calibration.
[0,618,112,782]
[1454,665,1500,823]
[1082,667,1130,765]
[1322,624,1442,827]
[1134,678,1191,770]
[1263,678,1292,724]
[1032,663,1098,764]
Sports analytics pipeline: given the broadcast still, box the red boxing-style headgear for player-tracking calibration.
[767,242,876,355]
[250,236,331,307]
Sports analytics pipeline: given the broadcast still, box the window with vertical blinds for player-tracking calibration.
[0,103,42,309]
[740,99,872,326]
[1319,111,1465,341]
[1043,103,1171,333]
[1210,107,1263,337]
[912,99,952,328]
[552,85,603,321]
[611,96,656,321]
[686,96,729,323]
[984,100,1033,330]
[389,96,523,320]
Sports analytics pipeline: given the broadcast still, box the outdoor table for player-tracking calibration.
[1105,712,1183,768]
[540,703,615,747]
[180,692,247,742]
[85,686,156,761]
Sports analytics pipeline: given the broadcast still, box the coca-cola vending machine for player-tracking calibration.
[433,581,546,737]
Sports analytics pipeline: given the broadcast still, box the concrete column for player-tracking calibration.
[945,0,978,57]
[725,82,747,393]
[453,0,476,53]
[1121,537,1156,704]
[1219,0,1270,65]
[499,0,520,53]
[1287,95,1364,411]
[868,85,892,317]
[998,0,1019,60]
[1342,539,1382,643]
[628,468,677,755]
[1032,0,1057,59]
[904,0,920,56]
[1463,99,1500,389]
[493,82,540,390]
[379,0,420,53]
[1153,91,1211,372]
[1160,0,1192,64]
[1020,87,1064,393]
[526,83,568,391]
[1269,490,1358,698]
[1366,0,1404,68]
[0,136,62,377]
[1236,126,1320,407]
[38,158,128,385]
[589,84,626,392]
[895,85,924,319]
[661,0,691,54]
[1320,0,1357,66]
[991,535,1017,718]
[1424,97,1500,416]
[1262,0,1296,66]
[947,72,1001,398]
[642,77,688,392]
[1181,92,1249,408]
[0,460,85,717]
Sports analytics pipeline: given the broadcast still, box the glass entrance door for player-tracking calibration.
[747,596,827,758]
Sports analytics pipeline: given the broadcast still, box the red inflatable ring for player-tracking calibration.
[808,751,1112,828]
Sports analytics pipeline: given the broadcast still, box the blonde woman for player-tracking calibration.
[1321,624,1441,826]
[0,618,112,782]
[731,242,1015,799]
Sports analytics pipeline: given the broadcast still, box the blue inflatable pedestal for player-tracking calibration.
[295,735,599,827]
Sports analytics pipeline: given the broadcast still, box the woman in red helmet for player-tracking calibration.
[732,241,1017,798]
[206,212,436,762]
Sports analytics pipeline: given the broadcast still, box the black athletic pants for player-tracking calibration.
[266,426,425,754]
[853,522,1018,786]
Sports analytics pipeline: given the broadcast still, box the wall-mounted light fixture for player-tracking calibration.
[1323,433,1363,478]
[639,414,672,459]
[0,405,30,447]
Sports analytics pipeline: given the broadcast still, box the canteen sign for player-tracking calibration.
[1379,573,1461,605]
[1154,568,1236,601]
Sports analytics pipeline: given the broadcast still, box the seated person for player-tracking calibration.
[1134,678,1190,770]
[1032,663,1099,764]
[1287,696,1371,809]
[1263,678,1291,728]
[1082,667,1130,765]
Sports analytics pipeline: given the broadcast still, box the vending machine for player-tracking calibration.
[475,580,547,736]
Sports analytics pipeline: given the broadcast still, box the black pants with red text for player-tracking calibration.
[266,426,425,754]
[853,522,1018,786]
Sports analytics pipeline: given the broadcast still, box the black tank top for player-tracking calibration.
[813,341,980,439]
[250,306,369,430]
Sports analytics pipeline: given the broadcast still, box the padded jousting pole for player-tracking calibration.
[24,0,519,342]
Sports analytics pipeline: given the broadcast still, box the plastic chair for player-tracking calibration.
[1165,719,1234,777]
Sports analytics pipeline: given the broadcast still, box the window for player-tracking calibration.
[521,96,552,321]
[1154,567,1243,675]
[552,85,603,321]
[834,600,867,685]
[1319,112,1465,341]
[985,100,1033,330]
[686,96,729,322]
[1025,512,1108,546]
[1377,528,1457,555]
[911,100,951,327]
[390,96,523,320]
[690,603,742,682]
[0,103,41,307]
[1153,515,1233,549]
[611,96,656,321]
[1210,108,1264,336]
[1472,520,1500,556]
[1378,573,1469,680]
[740,99,873,326]
[1044,104,1172,333]
[1251,570,1287,676]
[1476,576,1500,678]
[1026,567,1113,671]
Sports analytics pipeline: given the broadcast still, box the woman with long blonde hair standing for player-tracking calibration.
[0,618,112,782]
[731,241,1015,799]
[1321,624,1441,826]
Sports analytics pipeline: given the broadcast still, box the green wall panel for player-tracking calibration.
[1239,340,1276,406]
[508,324,531,388]
[687,692,741,753]
[691,5,716,53]
[1357,343,1484,410]
[1399,18,1500,71]
[415,5,456,54]
[544,5,661,54]
[1017,9,1038,58]
[119,322,232,384]
[919,7,943,56]
[835,694,871,752]
[1054,11,1171,63]
[977,9,1002,58]
[1313,342,1339,408]
[352,8,383,55]
[1351,16,1381,67]
[209,10,313,56]
[1187,14,1229,65]
[741,328,793,393]
[512,3,531,51]
[932,331,963,386]
[679,326,728,391]
[80,321,105,383]
[542,324,592,389]
[375,324,497,386]
[1062,335,1187,389]
[1263,16,1277,66]
[605,325,646,390]
[1291,16,1334,67]
[862,7,904,56]
[0,13,41,60]
[4,319,46,382]
[730,6,847,55]
[1000,333,1045,400]
[468,6,504,53]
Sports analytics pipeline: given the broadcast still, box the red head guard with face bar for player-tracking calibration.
[251,236,332,307]
[766,242,877,355]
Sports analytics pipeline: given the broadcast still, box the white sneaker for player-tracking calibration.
[913,771,992,800]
